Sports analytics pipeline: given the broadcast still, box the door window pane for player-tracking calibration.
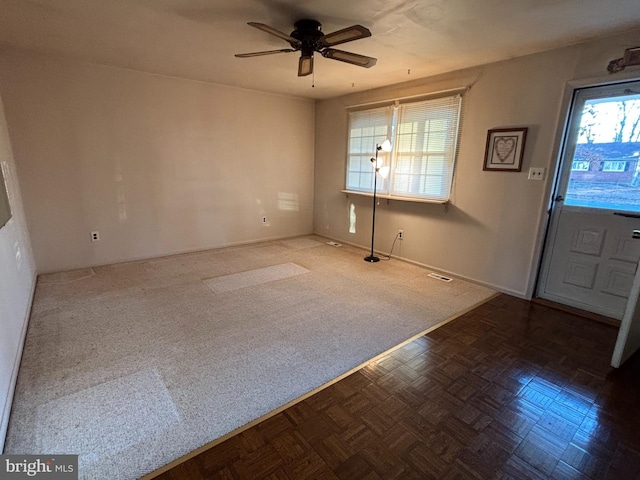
[566,94,640,212]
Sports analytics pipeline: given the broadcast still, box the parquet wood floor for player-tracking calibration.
[150,294,640,479]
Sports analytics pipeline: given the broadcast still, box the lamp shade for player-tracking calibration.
[381,139,392,152]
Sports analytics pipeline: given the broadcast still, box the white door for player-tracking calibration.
[538,81,640,320]
[612,233,640,367]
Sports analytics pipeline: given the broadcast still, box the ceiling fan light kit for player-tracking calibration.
[235,19,377,77]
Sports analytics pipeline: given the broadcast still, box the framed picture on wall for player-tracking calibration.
[483,127,528,171]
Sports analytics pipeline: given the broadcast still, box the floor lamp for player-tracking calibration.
[364,139,392,262]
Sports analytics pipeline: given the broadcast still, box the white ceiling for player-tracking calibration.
[1,0,640,100]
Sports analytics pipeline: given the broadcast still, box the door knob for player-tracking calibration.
[633,230,640,239]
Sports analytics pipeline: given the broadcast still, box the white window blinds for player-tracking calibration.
[345,94,462,202]
[346,105,394,193]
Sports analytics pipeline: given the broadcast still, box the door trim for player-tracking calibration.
[532,73,640,302]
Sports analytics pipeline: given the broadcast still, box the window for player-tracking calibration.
[571,161,590,171]
[602,161,626,172]
[564,90,640,211]
[346,105,393,195]
[345,94,463,202]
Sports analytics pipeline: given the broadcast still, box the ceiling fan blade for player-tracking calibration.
[247,22,302,48]
[298,55,313,77]
[235,49,296,58]
[321,49,377,68]
[318,25,371,47]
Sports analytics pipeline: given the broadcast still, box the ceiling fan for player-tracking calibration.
[235,19,377,77]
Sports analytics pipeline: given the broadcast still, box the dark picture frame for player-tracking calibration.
[483,128,528,172]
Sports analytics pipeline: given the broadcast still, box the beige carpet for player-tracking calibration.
[5,236,495,479]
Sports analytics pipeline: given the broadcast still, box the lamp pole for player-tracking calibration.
[364,144,382,263]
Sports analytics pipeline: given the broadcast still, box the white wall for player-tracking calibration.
[0,49,315,273]
[314,29,640,297]
[0,91,36,449]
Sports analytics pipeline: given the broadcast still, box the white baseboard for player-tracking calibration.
[315,233,529,300]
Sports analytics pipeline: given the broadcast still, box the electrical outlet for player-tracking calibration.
[91,231,100,242]
[528,167,545,180]
[398,229,404,240]
[261,216,267,224]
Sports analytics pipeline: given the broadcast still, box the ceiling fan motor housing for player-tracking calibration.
[290,19,323,56]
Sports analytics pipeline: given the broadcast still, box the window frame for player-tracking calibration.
[343,93,463,204]
[571,161,590,171]
[602,160,627,172]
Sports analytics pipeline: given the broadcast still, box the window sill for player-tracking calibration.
[341,189,449,205]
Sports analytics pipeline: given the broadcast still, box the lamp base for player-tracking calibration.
[364,255,380,263]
